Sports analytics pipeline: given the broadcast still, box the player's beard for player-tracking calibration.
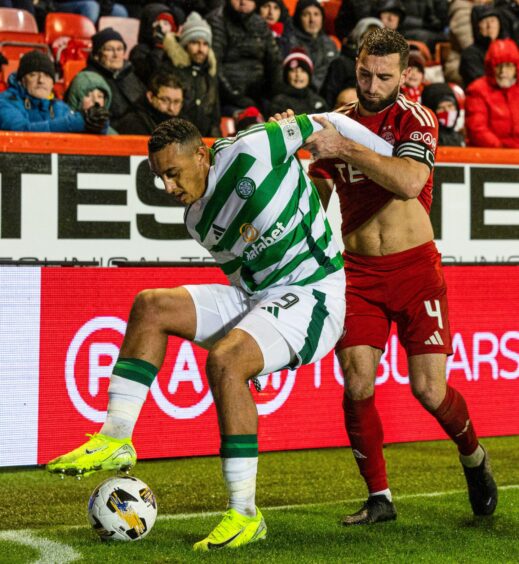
[356,82,400,113]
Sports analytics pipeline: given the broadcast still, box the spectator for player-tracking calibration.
[399,0,449,53]
[84,27,146,130]
[0,50,107,133]
[465,38,519,147]
[163,11,221,137]
[401,50,427,102]
[256,0,297,57]
[130,3,179,84]
[335,0,374,41]
[65,71,115,134]
[496,0,519,44]
[234,105,264,132]
[421,82,465,146]
[116,71,184,134]
[335,85,357,106]
[460,4,505,87]
[292,0,339,92]
[321,17,383,108]
[206,0,283,115]
[269,47,327,114]
[53,1,128,23]
[372,0,406,31]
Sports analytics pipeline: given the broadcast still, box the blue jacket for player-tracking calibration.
[0,73,86,132]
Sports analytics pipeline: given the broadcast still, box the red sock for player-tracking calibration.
[343,394,388,493]
[432,385,479,455]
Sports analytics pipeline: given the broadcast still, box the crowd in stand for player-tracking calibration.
[0,0,517,147]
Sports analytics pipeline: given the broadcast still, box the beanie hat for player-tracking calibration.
[421,82,458,112]
[180,12,212,47]
[17,50,55,81]
[293,0,324,31]
[283,48,314,81]
[156,12,177,32]
[91,27,127,56]
[235,106,264,133]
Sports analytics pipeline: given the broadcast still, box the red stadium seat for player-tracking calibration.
[321,0,341,36]
[220,117,236,137]
[407,40,433,65]
[44,12,97,45]
[62,58,87,90]
[284,0,298,16]
[98,16,140,54]
[0,7,38,33]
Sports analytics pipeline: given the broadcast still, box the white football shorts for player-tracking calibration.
[184,270,345,376]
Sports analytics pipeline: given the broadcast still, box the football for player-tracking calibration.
[87,476,157,541]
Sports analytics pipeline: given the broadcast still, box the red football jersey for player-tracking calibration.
[309,94,439,236]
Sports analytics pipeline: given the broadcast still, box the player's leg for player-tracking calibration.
[408,354,497,516]
[338,345,397,525]
[47,287,199,476]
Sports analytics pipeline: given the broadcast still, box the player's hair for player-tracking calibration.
[359,28,410,71]
[148,118,202,153]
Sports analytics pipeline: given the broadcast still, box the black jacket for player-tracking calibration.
[115,96,174,135]
[269,85,327,115]
[207,2,283,110]
[84,58,146,129]
[320,43,356,108]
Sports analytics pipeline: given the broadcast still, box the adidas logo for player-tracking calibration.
[212,224,225,240]
[424,331,444,345]
[260,305,279,318]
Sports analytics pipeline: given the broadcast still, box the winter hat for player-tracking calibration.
[17,50,55,81]
[180,12,212,47]
[235,106,265,133]
[283,48,314,81]
[421,82,458,112]
[91,28,127,56]
[293,0,325,30]
[156,12,177,32]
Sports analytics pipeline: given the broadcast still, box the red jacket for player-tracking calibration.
[465,39,519,148]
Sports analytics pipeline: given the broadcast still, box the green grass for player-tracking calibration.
[0,436,518,563]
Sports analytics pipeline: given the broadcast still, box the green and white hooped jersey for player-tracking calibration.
[185,114,344,295]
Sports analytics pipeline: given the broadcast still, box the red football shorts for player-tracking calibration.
[336,241,453,356]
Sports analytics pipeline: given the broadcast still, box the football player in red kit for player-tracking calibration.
[305,28,498,524]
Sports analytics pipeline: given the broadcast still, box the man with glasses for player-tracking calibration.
[116,72,185,134]
[84,27,146,130]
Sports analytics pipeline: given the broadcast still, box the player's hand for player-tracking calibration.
[268,108,295,122]
[305,115,347,159]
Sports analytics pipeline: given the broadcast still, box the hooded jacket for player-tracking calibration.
[293,0,338,92]
[0,73,85,132]
[421,82,465,147]
[129,3,177,84]
[163,33,221,137]
[465,39,519,148]
[459,5,506,87]
[84,57,146,130]
[207,0,283,110]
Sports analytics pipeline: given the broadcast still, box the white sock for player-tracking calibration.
[100,375,149,439]
[222,457,258,517]
[370,489,392,502]
[460,444,485,468]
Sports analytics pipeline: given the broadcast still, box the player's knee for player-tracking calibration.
[206,343,235,388]
[411,380,443,411]
[341,358,375,400]
[130,289,173,326]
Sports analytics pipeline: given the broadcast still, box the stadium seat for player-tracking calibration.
[0,7,38,33]
[322,0,341,36]
[220,117,236,137]
[62,58,87,90]
[0,42,51,65]
[435,41,451,66]
[284,0,298,16]
[98,16,140,54]
[407,40,432,64]
[44,12,97,45]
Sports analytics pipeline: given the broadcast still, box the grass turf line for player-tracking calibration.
[0,436,518,562]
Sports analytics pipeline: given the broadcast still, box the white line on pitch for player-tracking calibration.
[0,530,81,563]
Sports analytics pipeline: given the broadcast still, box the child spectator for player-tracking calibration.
[292,0,338,92]
[269,47,327,114]
[401,50,427,102]
[421,82,465,146]
[65,71,115,134]
[465,38,519,147]
[0,50,107,133]
[256,0,297,57]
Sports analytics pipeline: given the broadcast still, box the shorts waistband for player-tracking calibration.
[344,241,439,269]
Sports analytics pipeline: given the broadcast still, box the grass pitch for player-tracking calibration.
[0,436,518,563]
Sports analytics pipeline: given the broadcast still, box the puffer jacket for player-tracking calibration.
[84,58,146,129]
[207,2,283,110]
[163,33,221,137]
[465,39,519,148]
[292,26,338,92]
[0,73,85,132]
[130,3,176,84]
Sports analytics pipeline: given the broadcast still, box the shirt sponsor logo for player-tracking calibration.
[244,221,287,260]
[235,177,256,199]
[240,223,259,243]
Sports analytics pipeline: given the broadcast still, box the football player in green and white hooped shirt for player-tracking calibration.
[47,113,393,550]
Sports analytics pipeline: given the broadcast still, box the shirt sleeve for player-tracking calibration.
[393,102,439,170]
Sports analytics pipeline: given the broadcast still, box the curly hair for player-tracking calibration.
[148,117,202,154]
[360,28,410,71]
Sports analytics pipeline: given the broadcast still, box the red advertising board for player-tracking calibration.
[38,266,519,464]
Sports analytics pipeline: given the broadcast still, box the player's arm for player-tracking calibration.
[305,115,431,200]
